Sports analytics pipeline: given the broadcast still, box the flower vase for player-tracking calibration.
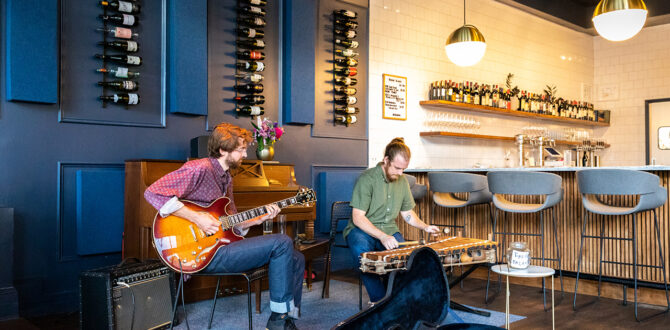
[256,145,275,161]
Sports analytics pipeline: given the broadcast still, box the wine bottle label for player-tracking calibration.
[250,106,261,115]
[339,10,356,18]
[250,0,262,4]
[253,18,264,26]
[249,6,262,14]
[249,74,262,82]
[345,31,355,38]
[126,56,141,65]
[123,81,136,90]
[118,1,133,13]
[122,14,135,25]
[349,41,359,48]
[256,62,265,71]
[114,27,132,39]
[115,67,129,78]
[248,28,256,38]
[347,96,357,104]
[349,115,357,123]
[348,67,357,76]
[126,41,138,51]
[341,49,353,57]
[256,40,265,47]
[250,51,262,59]
[128,93,139,104]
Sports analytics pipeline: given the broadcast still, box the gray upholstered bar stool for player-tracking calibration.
[485,171,564,307]
[573,169,670,321]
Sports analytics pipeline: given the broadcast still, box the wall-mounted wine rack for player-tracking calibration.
[331,9,360,127]
[234,0,267,117]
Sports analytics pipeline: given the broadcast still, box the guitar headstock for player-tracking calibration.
[295,187,317,206]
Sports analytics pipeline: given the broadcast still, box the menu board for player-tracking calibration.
[382,73,407,120]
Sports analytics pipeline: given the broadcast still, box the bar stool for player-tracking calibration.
[485,171,564,307]
[573,169,670,321]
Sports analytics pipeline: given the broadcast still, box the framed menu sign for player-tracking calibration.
[382,74,407,120]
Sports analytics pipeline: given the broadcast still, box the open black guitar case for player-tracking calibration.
[333,247,502,330]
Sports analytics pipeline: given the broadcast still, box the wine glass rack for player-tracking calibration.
[234,0,267,118]
[332,9,359,127]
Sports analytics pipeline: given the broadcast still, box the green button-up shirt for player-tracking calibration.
[343,163,415,239]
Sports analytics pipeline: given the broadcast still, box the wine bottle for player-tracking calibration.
[334,49,358,57]
[97,80,138,91]
[97,27,138,39]
[237,27,264,39]
[334,58,358,67]
[334,114,357,125]
[334,86,357,95]
[237,39,265,50]
[99,1,141,14]
[99,14,136,26]
[238,5,266,16]
[238,17,266,27]
[236,106,264,116]
[334,67,357,77]
[241,0,267,5]
[95,54,142,66]
[100,93,140,105]
[97,67,139,79]
[235,95,265,105]
[335,106,359,114]
[334,19,358,30]
[236,50,265,60]
[334,39,359,48]
[236,61,265,72]
[334,29,356,39]
[334,77,357,85]
[335,95,357,105]
[235,73,264,83]
[334,9,357,20]
[234,83,264,94]
[98,40,138,52]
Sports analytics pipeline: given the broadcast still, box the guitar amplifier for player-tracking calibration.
[80,259,176,330]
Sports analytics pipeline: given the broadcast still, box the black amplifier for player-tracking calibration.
[80,259,176,330]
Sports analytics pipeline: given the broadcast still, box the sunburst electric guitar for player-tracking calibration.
[152,188,316,273]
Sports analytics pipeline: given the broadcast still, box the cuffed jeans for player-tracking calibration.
[345,227,404,302]
[204,234,304,313]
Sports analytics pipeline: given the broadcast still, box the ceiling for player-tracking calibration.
[496,0,670,34]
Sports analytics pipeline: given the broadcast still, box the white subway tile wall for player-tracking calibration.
[368,0,595,168]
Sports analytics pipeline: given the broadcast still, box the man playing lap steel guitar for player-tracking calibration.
[343,137,440,304]
[145,122,303,330]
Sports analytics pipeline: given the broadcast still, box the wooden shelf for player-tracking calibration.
[419,100,610,127]
[420,131,610,148]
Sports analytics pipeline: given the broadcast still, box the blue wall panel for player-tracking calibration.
[316,170,363,234]
[76,169,124,255]
[5,0,58,103]
[168,0,208,115]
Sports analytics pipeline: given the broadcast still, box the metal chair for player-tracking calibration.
[406,174,428,201]
[485,171,564,308]
[322,201,363,310]
[574,169,670,321]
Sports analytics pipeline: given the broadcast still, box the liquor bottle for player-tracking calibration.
[97,27,138,39]
[582,150,589,167]
[97,67,140,79]
[463,82,471,104]
[334,86,357,95]
[95,54,142,66]
[241,0,267,5]
[334,29,356,39]
[235,95,265,105]
[429,82,435,100]
[335,95,357,105]
[335,114,357,125]
[334,49,358,57]
[334,9,357,20]
[238,5,266,17]
[334,58,358,67]
[335,106,359,114]
[334,77,357,85]
[235,73,264,83]
[234,83,264,94]
[100,93,140,105]
[334,19,358,30]
[334,67,357,77]
[236,106,264,116]
[237,39,265,50]
[98,40,138,52]
[473,83,480,105]
[238,17,266,27]
[99,14,136,26]
[236,61,265,72]
[99,1,141,14]
[334,39,359,48]
[97,80,138,91]
[237,27,264,39]
[236,50,265,61]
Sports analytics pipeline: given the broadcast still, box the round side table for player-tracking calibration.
[491,264,555,329]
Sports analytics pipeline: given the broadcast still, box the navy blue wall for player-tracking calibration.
[0,0,368,317]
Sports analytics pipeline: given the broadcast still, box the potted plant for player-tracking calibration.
[506,73,520,110]
[251,117,284,161]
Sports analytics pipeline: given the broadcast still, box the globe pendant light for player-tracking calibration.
[593,0,647,41]
[445,0,486,67]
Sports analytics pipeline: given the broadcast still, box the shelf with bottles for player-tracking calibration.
[420,100,609,127]
[332,9,359,127]
[234,0,267,117]
[419,131,610,148]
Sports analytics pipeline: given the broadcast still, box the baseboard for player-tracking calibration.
[0,287,19,321]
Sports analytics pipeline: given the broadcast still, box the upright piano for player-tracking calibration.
[124,159,322,302]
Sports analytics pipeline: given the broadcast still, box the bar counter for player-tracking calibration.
[401,166,670,288]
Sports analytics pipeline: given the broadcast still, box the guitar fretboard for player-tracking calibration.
[227,196,302,226]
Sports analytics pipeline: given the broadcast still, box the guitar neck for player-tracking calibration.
[227,196,301,225]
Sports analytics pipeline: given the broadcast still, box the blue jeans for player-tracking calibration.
[346,227,405,302]
[203,234,304,313]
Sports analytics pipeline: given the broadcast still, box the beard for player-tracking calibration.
[382,164,399,182]
[226,154,243,169]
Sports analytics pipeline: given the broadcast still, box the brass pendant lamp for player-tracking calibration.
[593,0,647,41]
[445,0,486,67]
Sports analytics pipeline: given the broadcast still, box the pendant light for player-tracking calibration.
[593,0,647,41]
[445,0,486,67]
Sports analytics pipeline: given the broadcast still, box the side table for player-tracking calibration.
[491,264,555,329]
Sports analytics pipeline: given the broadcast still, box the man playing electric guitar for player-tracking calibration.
[145,122,303,330]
